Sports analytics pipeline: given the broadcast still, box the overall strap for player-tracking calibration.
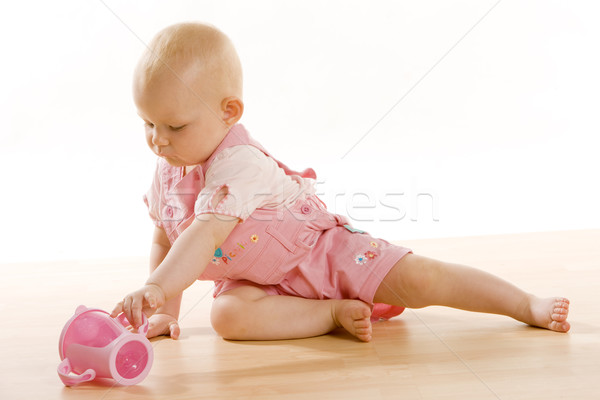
[202,124,316,179]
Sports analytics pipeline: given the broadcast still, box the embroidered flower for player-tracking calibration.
[211,257,220,265]
[250,234,259,243]
[354,254,368,265]
[365,251,378,260]
[370,241,378,248]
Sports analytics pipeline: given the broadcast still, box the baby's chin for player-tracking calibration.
[158,154,184,166]
[160,155,202,169]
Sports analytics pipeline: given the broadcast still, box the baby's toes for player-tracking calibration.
[553,299,570,320]
[354,327,372,342]
[355,326,371,335]
[353,318,371,329]
[353,318,372,336]
[552,309,568,322]
[549,320,570,333]
[555,298,570,310]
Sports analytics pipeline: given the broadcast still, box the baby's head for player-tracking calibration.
[133,22,243,166]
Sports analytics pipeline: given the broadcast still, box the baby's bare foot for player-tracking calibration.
[528,297,571,332]
[332,300,373,342]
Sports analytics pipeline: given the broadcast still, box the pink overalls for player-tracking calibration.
[144,124,412,319]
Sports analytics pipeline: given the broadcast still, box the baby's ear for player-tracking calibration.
[221,96,244,126]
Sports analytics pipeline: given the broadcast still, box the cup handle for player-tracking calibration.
[116,313,150,336]
[57,358,96,386]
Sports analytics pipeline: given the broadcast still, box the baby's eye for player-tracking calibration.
[169,125,187,132]
[144,122,154,128]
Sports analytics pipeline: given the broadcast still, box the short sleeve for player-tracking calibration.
[194,145,284,222]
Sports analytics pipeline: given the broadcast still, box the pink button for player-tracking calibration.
[166,207,173,218]
[301,205,311,214]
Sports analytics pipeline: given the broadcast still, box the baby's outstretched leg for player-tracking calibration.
[374,254,571,332]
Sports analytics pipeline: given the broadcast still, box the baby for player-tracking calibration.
[111,22,570,342]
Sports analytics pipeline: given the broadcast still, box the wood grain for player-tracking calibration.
[1,230,598,399]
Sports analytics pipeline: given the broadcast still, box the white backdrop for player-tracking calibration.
[1,1,598,263]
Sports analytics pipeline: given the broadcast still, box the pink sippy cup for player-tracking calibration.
[57,305,154,386]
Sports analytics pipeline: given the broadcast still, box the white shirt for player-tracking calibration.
[194,145,316,221]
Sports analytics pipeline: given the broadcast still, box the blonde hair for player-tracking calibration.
[134,22,243,100]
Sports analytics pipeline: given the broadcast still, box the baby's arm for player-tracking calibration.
[111,213,238,328]
[145,226,182,338]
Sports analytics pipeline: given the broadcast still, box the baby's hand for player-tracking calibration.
[111,284,166,329]
[147,313,181,339]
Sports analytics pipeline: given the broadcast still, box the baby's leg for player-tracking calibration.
[374,254,570,332]
[211,285,374,341]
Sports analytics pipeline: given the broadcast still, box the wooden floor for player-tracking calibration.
[1,230,599,400]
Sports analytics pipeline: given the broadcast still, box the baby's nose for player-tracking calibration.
[151,128,169,146]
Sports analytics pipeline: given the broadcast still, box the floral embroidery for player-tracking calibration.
[354,249,379,265]
[365,251,377,260]
[354,254,368,265]
[250,234,259,243]
[211,257,220,265]
[370,241,378,248]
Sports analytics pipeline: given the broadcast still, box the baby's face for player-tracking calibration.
[133,65,229,167]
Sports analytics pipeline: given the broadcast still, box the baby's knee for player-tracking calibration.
[386,254,442,309]
[210,295,252,339]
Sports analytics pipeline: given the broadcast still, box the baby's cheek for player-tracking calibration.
[145,133,153,148]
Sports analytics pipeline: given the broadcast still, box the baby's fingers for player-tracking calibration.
[110,301,124,318]
[129,296,145,329]
[169,321,181,340]
[144,291,159,310]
